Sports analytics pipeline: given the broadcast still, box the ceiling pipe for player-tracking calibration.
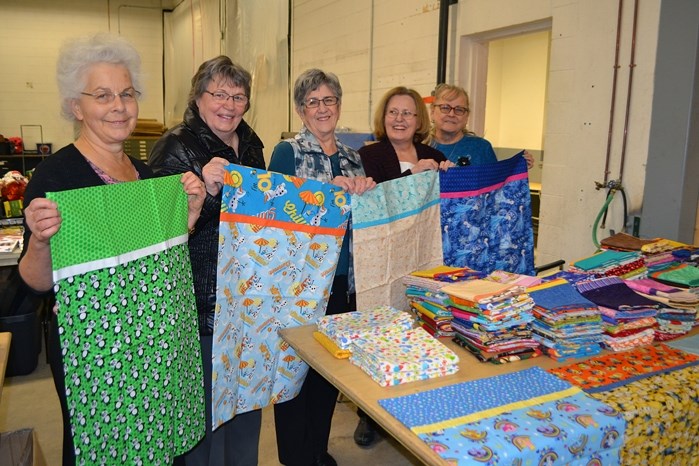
[618,0,639,184]
[437,0,458,85]
[603,0,624,186]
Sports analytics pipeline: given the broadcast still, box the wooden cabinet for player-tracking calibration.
[123,136,160,161]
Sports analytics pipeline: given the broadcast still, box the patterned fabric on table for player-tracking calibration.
[575,276,661,311]
[352,170,442,311]
[378,367,625,465]
[439,152,535,275]
[526,278,603,360]
[548,343,699,393]
[213,164,349,427]
[350,327,459,386]
[570,250,640,273]
[48,176,205,464]
[589,365,699,464]
[316,306,414,349]
[651,262,699,287]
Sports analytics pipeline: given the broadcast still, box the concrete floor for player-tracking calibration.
[0,354,421,466]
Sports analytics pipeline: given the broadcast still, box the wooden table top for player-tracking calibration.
[280,325,699,466]
[0,332,11,402]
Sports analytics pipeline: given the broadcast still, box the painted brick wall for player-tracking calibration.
[290,0,441,133]
[0,0,163,150]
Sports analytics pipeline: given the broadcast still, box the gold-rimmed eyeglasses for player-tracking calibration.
[80,89,141,104]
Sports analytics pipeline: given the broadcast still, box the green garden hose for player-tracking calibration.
[592,190,617,249]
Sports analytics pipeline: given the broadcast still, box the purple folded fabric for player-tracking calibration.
[576,277,661,311]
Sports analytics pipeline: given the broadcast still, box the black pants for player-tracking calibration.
[175,335,262,466]
[273,276,353,466]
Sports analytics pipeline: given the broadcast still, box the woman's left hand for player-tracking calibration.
[523,150,535,169]
[331,175,376,195]
[181,171,206,232]
[439,160,455,171]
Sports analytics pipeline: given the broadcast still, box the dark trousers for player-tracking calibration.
[48,313,76,466]
[176,335,262,466]
[273,276,352,466]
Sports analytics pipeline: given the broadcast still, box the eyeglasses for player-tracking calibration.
[80,89,141,104]
[304,96,339,108]
[434,104,469,116]
[204,90,249,105]
[386,109,417,120]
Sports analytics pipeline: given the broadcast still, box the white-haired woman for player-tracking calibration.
[19,33,205,465]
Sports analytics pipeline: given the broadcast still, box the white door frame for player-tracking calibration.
[457,18,552,137]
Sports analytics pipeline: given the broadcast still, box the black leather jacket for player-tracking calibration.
[148,103,265,335]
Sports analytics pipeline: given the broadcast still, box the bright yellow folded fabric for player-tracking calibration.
[411,265,466,278]
[313,331,351,359]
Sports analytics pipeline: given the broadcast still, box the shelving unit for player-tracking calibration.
[0,154,47,176]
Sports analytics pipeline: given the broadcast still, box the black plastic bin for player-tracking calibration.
[0,311,41,376]
[0,266,44,377]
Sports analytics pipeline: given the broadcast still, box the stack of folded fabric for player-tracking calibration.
[403,276,453,338]
[350,326,460,386]
[575,276,660,351]
[539,270,598,286]
[639,239,691,272]
[527,278,604,360]
[599,233,678,273]
[402,265,483,338]
[315,305,414,355]
[484,270,542,288]
[625,278,698,340]
[441,279,539,363]
[600,232,658,252]
[649,262,699,290]
[569,249,647,279]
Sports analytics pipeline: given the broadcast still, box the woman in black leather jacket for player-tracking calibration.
[149,55,265,466]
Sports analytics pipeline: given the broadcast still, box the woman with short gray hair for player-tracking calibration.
[269,68,374,466]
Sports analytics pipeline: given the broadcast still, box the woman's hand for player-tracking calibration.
[201,157,230,196]
[23,198,61,245]
[439,160,455,171]
[410,158,440,174]
[181,172,206,231]
[19,198,60,292]
[523,150,535,169]
[331,176,376,195]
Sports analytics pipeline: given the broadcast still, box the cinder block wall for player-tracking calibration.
[0,0,164,149]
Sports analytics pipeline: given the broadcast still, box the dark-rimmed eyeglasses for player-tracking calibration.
[80,89,141,104]
[304,96,339,108]
[386,109,417,120]
[204,90,249,105]
[435,104,469,116]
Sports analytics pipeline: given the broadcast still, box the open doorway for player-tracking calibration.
[458,22,551,245]
[460,23,550,181]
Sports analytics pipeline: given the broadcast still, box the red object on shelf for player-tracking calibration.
[8,137,23,154]
[1,171,28,201]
